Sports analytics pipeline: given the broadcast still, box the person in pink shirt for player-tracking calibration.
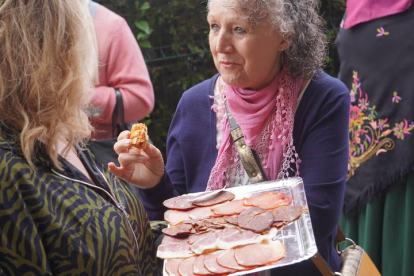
[88,0,154,140]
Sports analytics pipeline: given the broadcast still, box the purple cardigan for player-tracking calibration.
[140,71,350,274]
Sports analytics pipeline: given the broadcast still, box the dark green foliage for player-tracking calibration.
[96,0,345,157]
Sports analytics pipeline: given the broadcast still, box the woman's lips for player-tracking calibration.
[220,61,238,68]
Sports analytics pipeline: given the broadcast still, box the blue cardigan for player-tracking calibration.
[140,71,350,274]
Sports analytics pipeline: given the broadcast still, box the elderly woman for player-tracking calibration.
[111,0,350,274]
[0,0,160,275]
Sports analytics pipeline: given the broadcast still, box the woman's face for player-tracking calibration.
[208,0,287,91]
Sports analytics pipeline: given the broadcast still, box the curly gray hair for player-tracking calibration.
[207,0,327,78]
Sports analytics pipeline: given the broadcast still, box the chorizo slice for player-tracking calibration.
[238,207,274,233]
[271,205,305,223]
[192,190,235,207]
[163,194,196,210]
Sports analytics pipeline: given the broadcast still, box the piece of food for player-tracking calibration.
[217,248,250,271]
[211,199,247,216]
[178,257,198,276]
[204,250,237,274]
[193,255,212,275]
[216,229,264,250]
[163,194,196,210]
[165,259,182,276]
[188,206,216,220]
[162,223,193,237]
[192,190,235,207]
[238,207,274,233]
[157,240,194,259]
[243,191,292,210]
[271,205,306,223]
[235,241,286,267]
[190,231,219,254]
[130,123,148,149]
[164,209,191,226]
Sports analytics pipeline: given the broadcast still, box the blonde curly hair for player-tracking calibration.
[0,0,98,168]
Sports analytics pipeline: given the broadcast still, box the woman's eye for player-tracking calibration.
[210,23,219,31]
[234,27,246,35]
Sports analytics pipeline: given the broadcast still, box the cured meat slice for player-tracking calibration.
[178,257,198,276]
[217,229,265,250]
[192,190,235,207]
[211,199,247,216]
[162,223,193,237]
[204,250,237,274]
[217,248,250,271]
[238,207,274,233]
[243,191,292,210]
[164,209,191,226]
[157,240,194,259]
[163,194,196,210]
[161,235,189,245]
[188,231,214,245]
[188,206,215,220]
[235,241,286,267]
[165,259,182,276]
[190,231,219,254]
[271,205,305,223]
[223,215,239,225]
[193,254,212,275]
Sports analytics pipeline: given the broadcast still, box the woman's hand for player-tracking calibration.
[108,131,164,189]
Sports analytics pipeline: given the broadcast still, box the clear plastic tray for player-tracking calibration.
[162,177,317,275]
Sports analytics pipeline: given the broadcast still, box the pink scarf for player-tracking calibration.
[344,0,413,29]
[207,67,303,190]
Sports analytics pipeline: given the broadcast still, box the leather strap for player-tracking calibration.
[336,225,346,244]
[311,253,336,276]
[224,101,267,183]
[112,88,128,137]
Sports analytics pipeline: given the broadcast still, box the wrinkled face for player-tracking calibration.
[208,0,287,90]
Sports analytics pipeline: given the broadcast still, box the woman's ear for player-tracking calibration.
[279,39,290,52]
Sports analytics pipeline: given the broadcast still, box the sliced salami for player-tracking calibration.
[238,207,274,233]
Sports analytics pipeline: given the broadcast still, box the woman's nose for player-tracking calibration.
[215,31,233,53]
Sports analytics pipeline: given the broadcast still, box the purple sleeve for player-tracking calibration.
[294,72,350,268]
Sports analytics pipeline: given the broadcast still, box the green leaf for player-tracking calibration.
[134,21,153,35]
[136,32,149,40]
[139,40,152,49]
[140,2,151,10]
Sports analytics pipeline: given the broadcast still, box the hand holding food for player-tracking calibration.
[108,127,164,189]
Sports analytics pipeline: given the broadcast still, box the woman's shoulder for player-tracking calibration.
[309,70,349,97]
[180,74,219,102]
